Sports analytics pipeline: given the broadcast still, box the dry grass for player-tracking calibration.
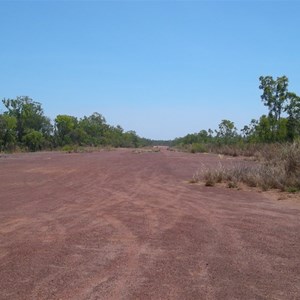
[208,143,270,158]
[132,147,161,154]
[191,142,300,192]
[176,142,270,157]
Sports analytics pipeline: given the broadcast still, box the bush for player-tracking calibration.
[190,143,208,153]
[22,130,44,152]
[192,141,300,192]
[62,144,78,153]
[208,143,264,157]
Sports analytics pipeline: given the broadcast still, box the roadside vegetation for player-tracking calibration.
[191,142,300,192]
[173,76,300,155]
[175,75,300,192]
[0,97,153,152]
[1,75,299,191]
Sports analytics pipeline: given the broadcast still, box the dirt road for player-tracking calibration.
[0,149,299,299]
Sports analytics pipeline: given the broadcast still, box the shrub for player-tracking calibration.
[192,141,300,192]
[190,143,207,153]
[22,130,44,152]
[208,143,264,157]
[62,145,78,153]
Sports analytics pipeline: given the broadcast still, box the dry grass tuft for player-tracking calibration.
[191,141,300,192]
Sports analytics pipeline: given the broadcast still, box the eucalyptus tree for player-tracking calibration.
[259,76,300,141]
[54,115,79,146]
[2,96,52,143]
[0,114,17,151]
[286,92,300,140]
[215,119,238,144]
[79,112,108,145]
[259,75,289,122]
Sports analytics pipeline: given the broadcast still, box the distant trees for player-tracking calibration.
[172,129,212,147]
[0,114,17,151]
[78,113,107,146]
[1,75,299,153]
[0,97,145,152]
[259,76,289,122]
[215,120,238,144]
[54,115,79,146]
[23,130,45,152]
[172,75,300,151]
[286,92,300,140]
[241,119,257,142]
[1,97,52,151]
[2,96,52,143]
[258,75,300,142]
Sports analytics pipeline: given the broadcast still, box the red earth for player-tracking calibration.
[0,148,299,299]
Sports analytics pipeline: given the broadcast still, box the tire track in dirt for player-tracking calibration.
[0,149,299,299]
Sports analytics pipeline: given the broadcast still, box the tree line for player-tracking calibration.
[172,75,300,149]
[1,75,299,152]
[0,97,150,152]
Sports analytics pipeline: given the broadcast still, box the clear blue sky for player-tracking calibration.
[1,1,299,140]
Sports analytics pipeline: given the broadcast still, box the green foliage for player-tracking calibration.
[172,129,213,147]
[286,92,300,141]
[22,130,44,152]
[2,96,52,143]
[255,115,273,142]
[0,114,17,151]
[259,75,289,122]
[78,113,107,145]
[241,119,258,142]
[172,75,299,150]
[54,115,78,146]
[258,76,300,142]
[190,143,207,153]
[102,125,123,147]
[62,144,78,153]
[215,120,238,144]
[121,131,139,148]
[1,75,299,153]
[1,97,147,152]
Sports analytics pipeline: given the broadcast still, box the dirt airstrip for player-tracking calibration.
[0,148,299,299]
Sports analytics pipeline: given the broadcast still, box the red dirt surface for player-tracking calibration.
[0,149,299,299]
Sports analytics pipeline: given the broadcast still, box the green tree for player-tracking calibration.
[0,114,17,151]
[259,75,289,122]
[23,130,44,151]
[208,128,214,138]
[215,119,238,144]
[2,96,52,143]
[259,76,300,141]
[241,119,258,142]
[197,130,210,143]
[255,115,273,142]
[122,130,139,148]
[79,112,108,145]
[54,115,78,146]
[103,125,124,147]
[286,92,300,141]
